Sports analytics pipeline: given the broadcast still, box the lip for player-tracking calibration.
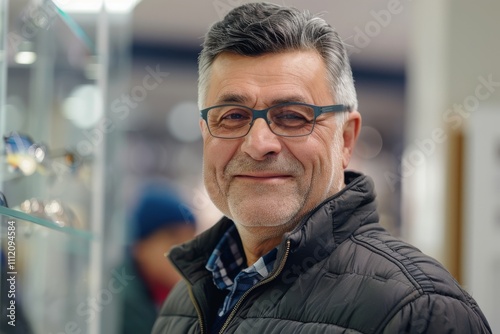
[234,173,292,182]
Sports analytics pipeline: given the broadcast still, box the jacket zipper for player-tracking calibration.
[187,284,206,334]
[218,239,291,334]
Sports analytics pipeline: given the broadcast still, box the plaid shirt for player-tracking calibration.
[206,225,278,317]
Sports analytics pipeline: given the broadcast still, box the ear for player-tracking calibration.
[341,110,362,169]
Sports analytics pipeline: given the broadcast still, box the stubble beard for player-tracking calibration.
[223,153,308,229]
[227,181,307,228]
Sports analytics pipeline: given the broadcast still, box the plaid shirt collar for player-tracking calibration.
[206,225,278,316]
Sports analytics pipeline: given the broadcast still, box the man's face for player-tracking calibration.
[200,50,360,229]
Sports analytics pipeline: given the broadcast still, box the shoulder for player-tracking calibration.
[340,229,463,299]
[152,280,199,334]
[382,292,491,333]
[323,228,491,332]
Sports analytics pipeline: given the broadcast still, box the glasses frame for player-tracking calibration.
[200,102,349,139]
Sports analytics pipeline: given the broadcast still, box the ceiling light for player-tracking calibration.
[105,0,142,13]
[52,0,142,13]
[15,51,37,65]
[15,41,37,65]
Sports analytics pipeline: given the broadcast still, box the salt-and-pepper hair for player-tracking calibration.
[198,2,358,124]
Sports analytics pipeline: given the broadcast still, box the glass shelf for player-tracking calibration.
[0,206,94,240]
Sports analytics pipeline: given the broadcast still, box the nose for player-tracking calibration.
[240,118,282,160]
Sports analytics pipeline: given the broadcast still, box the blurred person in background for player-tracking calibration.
[119,183,196,334]
[152,3,491,334]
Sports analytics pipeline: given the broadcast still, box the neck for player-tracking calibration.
[235,223,296,267]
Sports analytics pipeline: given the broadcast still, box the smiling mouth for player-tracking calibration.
[234,174,293,182]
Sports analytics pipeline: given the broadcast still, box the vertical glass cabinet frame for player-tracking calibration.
[0,1,135,333]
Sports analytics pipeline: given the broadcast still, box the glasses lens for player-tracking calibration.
[207,105,253,138]
[268,104,315,136]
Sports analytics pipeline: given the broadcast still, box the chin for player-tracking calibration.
[229,201,302,229]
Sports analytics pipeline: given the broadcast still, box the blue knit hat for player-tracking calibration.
[131,183,196,241]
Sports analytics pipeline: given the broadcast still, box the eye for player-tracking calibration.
[270,105,313,128]
[220,107,251,121]
[274,111,307,120]
[221,109,250,120]
[209,106,252,130]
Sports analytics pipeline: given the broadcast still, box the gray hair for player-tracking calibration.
[198,2,358,123]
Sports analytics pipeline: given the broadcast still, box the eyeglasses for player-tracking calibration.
[200,102,348,139]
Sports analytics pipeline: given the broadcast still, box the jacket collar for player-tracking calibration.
[281,171,378,275]
[168,171,378,285]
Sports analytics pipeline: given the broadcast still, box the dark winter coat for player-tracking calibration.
[152,172,491,333]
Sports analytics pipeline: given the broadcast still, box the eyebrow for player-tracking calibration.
[216,93,309,106]
[217,93,248,104]
[270,95,309,105]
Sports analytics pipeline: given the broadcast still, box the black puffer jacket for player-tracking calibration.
[152,172,491,333]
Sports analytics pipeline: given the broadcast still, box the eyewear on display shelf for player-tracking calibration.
[0,191,8,208]
[3,131,81,176]
[18,198,82,229]
[0,191,82,230]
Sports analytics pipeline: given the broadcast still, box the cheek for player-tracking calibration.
[202,139,239,191]
[204,139,234,172]
[202,145,219,189]
[202,140,241,217]
[293,132,342,193]
[292,135,334,174]
[315,127,344,166]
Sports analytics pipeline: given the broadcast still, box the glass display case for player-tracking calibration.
[1,206,92,333]
[0,1,137,333]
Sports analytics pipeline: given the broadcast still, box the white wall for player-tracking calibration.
[406,1,500,331]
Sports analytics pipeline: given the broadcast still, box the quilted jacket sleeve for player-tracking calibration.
[382,293,491,334]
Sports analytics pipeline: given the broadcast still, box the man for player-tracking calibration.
[153,3,491,333]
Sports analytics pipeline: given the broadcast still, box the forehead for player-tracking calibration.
[206,50,332,106]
